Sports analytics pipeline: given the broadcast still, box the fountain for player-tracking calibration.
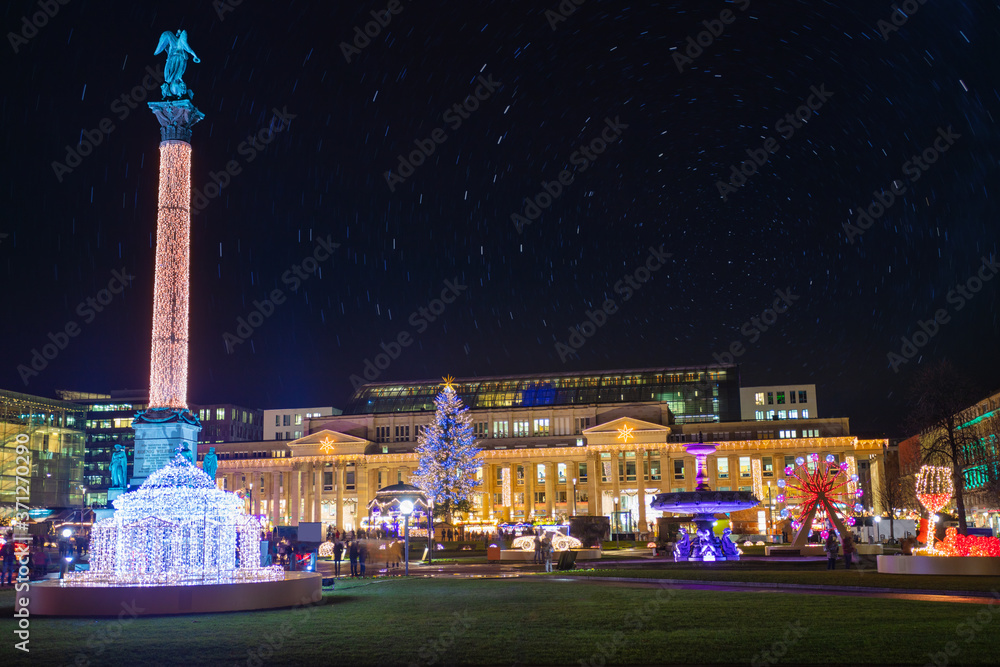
[27,455,321,615]
[651,440,760,561]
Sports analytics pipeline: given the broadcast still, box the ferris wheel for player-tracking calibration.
[777,453,863,547]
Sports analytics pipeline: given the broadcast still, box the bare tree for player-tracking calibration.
[874,447,912,540]
[904,361,982,534]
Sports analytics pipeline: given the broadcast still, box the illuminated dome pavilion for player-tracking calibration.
[74,454,280,586]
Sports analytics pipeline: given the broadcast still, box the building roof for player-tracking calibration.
[342,365,739,420]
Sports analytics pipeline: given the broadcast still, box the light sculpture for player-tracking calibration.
[68,454,282,586]
[915,465,955,553]
[778,454,858,548]
[512,533,582,552]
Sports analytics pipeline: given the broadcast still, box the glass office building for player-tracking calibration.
[0,390,85,510]
[342,365,740,424]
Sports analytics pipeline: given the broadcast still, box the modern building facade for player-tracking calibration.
[206,366,886,537]
[57,389,263,506]
[264,407,340,441]
[1,390,86,511]
[740,384,818,422]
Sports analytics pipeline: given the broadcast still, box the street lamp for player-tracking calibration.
[400,500,414,576]
[571,478,577,517]
[874,515,882,544]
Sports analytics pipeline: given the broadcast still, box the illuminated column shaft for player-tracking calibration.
[148,140,193,408]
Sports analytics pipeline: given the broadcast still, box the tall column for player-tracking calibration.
[587,454,599,515]
[289,467,300,526]
[252,472,261,517]
[305,466,315,522]
[270,471,281,525]
[611,452,621,531]
[635,449,646,536]
[544,462,555,518]
[131,92,205,488]
[660,449,671,493]
[335,463,345,530]
[313,464,323,525]
[356,461,370,530]
[524,461,534,520]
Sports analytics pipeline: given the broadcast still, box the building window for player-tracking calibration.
[493,421,509,438]
[777,392,785,405]
[516,465,524,485]
[376,426,390,443]
[283,414,290,426]
[784,455,796,472]
[274,415,280,427]
[739,457,751,477]
[294,431,301,439]
[495,467,504,483]
[574,417,591,434]
[650,460,660,481]
[767,411,775,420]
[789,391,796,404]
[778,410,787,420]
[766,392,773,405]
[493,493,504,506]
[717,458,729,479]
[557,463,567,483]
[789,410,798,419]
[536,464,545,484]
[755,410,764,420]
[513,421,530,437]
[673,460,684,480]
[574,462,586,483]
[394,425,410,442]
[217,408,225,421]
[295,414,302,425]
[799,390,808,403]
[625,460,636,482]
[754,392,765,405]
[763,456,773,476]
[533,418,550,437]
[415,424,427,438]
[474,422,488,439]
[535,492,546,504]
[802,409,809,419]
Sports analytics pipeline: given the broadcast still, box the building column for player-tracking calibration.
[660,449,671,493]
[611,452,622,531]
[523,460,533,521]
[355,460,370,530]
[252,472,261,517]
[587,454,599,515]
[544,462,555,518]
[270,471,281,526]
[313,464,323,525]
[636,449,647,537]
[335,462,345,531]
[304,465,315,522]
[289,466,300,526]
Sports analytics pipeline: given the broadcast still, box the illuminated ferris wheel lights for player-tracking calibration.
[777,479,786,488]
[825,454,835,463]
[795,457,805,466]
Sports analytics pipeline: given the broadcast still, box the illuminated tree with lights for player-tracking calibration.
[411,377,482,524]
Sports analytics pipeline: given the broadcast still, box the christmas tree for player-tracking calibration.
[412,376,482,524]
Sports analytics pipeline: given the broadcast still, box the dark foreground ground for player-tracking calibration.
[4,565,999,666]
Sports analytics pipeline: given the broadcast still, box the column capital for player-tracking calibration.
[148,99,205,142]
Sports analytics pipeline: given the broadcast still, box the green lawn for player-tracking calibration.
[565,567,1000,593]
[6,577,1000,665]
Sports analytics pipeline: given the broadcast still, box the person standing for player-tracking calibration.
[1,534,16,585]
[842,532,855,569]
[533,532,542,565]
[349,540,359,577]
[824,532,839,570]
[359,540,368,577]
[333,539,344,576]
[543,537,554,573]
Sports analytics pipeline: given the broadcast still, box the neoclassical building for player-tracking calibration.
[203,366,888,535]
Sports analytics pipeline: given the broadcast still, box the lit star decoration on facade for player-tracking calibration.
[148,141,194,409]
[319,437,336,453]
[617,423,635,443]
[441,375,456,392]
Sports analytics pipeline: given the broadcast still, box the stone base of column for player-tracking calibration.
[130,408,201,488]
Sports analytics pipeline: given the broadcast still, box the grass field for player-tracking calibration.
[561,559,1000,593]
[5,576,999,666]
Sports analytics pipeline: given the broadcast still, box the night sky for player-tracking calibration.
[3,0,998,437]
